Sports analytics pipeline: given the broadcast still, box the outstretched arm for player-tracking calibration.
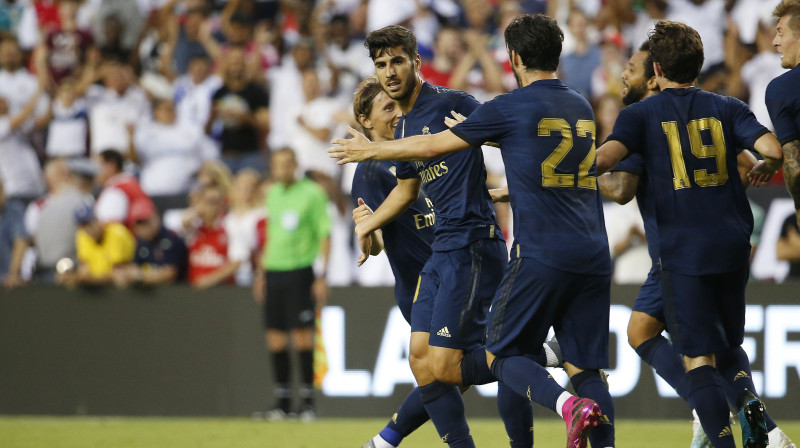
[598,171,639,204]
[595,140,630,175]
[329,126,471,164]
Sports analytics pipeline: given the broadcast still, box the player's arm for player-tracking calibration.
[781,139,800,223]
[595,140,630,175]
[598,171,639,204]
[489,186,509,203]
[329,127,471,164]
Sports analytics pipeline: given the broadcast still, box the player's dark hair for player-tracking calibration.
[638,40,655,80]
[773,0,800,34]
[99,149,125,172]
[365,25,418,61]
[352,75,384,138]
[648,21,704,84]
[504,14,563,72]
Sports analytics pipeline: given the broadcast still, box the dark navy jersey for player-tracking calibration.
[765,65,800,146]
[610,153,659,263]
[135,227,187,278]
[451,79,611,275]
[351,160,434,315]
[394,82,503,252]
[608,87,769,274]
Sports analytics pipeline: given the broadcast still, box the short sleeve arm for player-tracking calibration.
[611,152,646,175]
[450,102,506,147]
[394,161,420,180]
[766,79,800,146]
[729,97,769,149]
[606,104,646,154]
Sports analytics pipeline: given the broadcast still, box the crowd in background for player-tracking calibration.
[0,0,798,291]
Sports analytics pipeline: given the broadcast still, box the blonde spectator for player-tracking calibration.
[184,185,240,289]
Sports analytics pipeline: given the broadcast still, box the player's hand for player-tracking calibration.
[747,160,776,187]
[311,277,328,306]
[352,198,374,225]
[329,126,374,164]
[354,222,372,266]
[443,110,467,128]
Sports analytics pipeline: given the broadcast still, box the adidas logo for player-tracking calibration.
[733,371,751,381]
[392,413,398,424]
[719,426,732,438]
[437,327,452,338]
[526,386,532,401]
[442,433,448,442]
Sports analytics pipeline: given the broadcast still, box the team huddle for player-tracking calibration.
[328,4,800,448]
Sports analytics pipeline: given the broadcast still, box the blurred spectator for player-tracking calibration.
[421,25,466,88]
[777,213,800,279]
[0,0,40,50]
[184,184,240,288]
[94,149,155,229]
[0,177,26,284]
[207,46,270,173]
[59,202,136,288]
[254,148,331,421]
[0,70,46,201]
[560,9,601,99]
[86,60,149,155]
[5,158,94,287]
[224,168,265,285]
[604,200,651,284]
[324,14,372,100]
[268,38,314,151]
[91,0,143,59]
[112,200,187,288]
[162,3,214,76]
[590,37,626,100]
[595,93,622,144]
[39,0,98,85]
[740,21,787,131]
[0,36,49,128]
[42,76,90,159]
[289,69,345,180]
[173,54,222,128]
[132,98,213,196]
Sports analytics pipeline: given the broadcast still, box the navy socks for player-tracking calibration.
[687,365,736,448]
[419,381,475,448]
[491,356,565,413]
[571,370,615,448]
[634,335,689,400]
[381,387,430,446]
[497,382,533,447]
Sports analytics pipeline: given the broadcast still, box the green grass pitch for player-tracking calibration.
[1,417,798,448]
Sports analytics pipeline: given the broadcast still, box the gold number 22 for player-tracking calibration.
[538,118,597,189]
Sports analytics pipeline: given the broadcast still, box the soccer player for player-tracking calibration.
[594,21,783,448]
[331,15,615,448]
[346,25,523,448]
[767,0,800,226]
[351,75,435,448]
[600,40,795,448]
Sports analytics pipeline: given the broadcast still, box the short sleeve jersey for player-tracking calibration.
[765,65,800,146]
[607,87,768,274]
[352,160,434,303]
[610,153,659,263]
[394,82,502,251]
[262,178,331,271]
[451,79,611,275]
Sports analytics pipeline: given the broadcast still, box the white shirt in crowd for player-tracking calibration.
[94,173,136,224]
[603,200,651,284]
[223,208,265,286]
[741,51,787,132]
[46,98,89,158]
[288,96,346,178]
[174,74,223,128]
[134,120,215,196]
[668,0,726,71]
[0,68,50,128]
[86,84,149,156]
[0,117,45,198]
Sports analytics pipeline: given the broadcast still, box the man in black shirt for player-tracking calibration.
[207,46,270,173]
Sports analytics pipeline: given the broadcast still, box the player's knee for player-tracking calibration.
[627,313,664,349]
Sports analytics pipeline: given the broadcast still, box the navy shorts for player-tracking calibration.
[410,238,506,350]
[661,267,748,357]
[486,256,611,370]
[264,267,315,330]
[632,265,665,323]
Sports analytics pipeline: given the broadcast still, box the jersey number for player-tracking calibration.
[539,118,597,189]
[662,118,728,190]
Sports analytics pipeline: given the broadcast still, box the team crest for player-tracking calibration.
[422,126,430,135]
